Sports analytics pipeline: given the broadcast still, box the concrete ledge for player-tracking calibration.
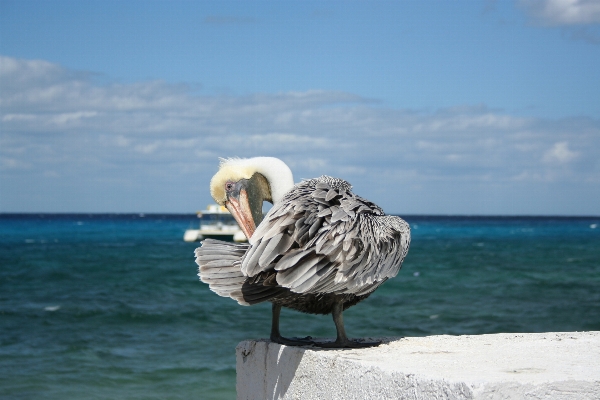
[236,331,600,400]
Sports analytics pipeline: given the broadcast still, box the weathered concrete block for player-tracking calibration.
[236,331,600,400]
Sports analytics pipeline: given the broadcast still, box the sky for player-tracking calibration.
[1,0,599,215]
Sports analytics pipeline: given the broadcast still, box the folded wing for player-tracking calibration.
[241,176,411,297]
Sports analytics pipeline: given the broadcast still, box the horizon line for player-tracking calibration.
[1,212,598,219]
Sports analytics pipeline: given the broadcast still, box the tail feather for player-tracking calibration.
[195,239,250,304]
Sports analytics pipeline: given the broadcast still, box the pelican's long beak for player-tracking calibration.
[225,178,265,239]
[226,186,256,239]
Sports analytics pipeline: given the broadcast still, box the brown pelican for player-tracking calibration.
[195,157,410,348]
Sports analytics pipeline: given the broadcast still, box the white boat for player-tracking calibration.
[183,204,247,243]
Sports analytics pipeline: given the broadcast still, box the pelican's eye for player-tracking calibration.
[225,181,235,192]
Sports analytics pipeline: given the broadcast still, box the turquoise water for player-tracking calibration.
[1,214,599,399]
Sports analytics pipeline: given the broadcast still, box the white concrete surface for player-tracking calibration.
[236,331,600,400]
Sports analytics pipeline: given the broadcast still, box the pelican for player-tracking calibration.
[195,157,410,348]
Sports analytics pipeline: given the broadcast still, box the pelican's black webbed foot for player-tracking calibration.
[313,338,381,349]
[311,299,381,349]
[270,333,315,347]
[270,303,315,346]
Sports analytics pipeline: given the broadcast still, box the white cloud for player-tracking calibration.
[114,135,131,147]
[1,56,599,213]
[247,133,332,150]
[290,158,330,174]
[0,157,32,170]
[50,111,98,125]
[134,142,161,155]
[543,141,579,163]
[520,0,600,25]
[2,113,37,122]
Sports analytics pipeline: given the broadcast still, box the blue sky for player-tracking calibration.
[1,0,599,214]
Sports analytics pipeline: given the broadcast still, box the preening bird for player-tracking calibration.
[195,157,410,348]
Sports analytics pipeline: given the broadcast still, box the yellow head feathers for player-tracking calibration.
[209,158,256,205]
[209,157,295,205]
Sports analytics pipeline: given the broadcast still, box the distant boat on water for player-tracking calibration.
[183,204,247,242]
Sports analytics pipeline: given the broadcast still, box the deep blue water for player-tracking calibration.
[1,214,599,399]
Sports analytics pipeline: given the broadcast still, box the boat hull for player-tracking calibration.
[184,229,246,243]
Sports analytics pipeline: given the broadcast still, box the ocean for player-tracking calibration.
[1,214,599,399]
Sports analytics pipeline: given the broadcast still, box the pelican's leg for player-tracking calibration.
[269,303,314,346]
[315,300,381,349]
[269,303,283,340]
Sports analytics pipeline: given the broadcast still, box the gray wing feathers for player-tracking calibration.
[195,239,251,305]
[240,175,411,296]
